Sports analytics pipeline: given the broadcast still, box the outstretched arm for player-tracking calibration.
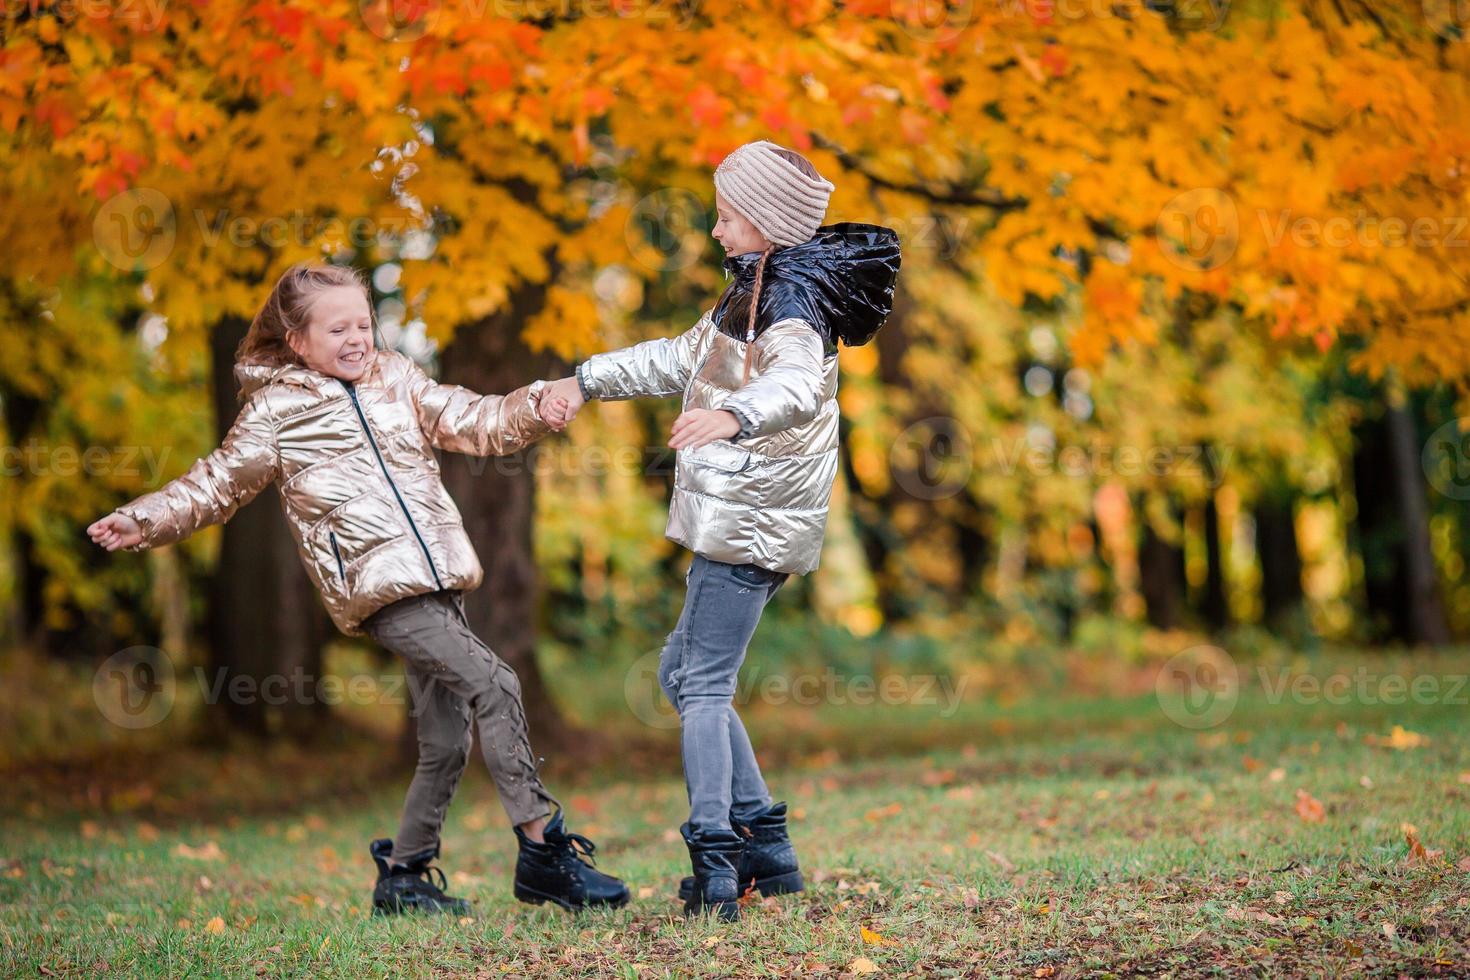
[579,318,708,401]
[94,395,280,551]
[401,357,552,457]
[541,317,709,428]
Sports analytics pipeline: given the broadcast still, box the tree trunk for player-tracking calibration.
[1383,388,1451,646]
[1350,388,1451,646]
[1254,492,1304,630]
[1138,497,1187,631]
[438,283,574,752]
[1200,494,1230,632]
[205,315,332,738]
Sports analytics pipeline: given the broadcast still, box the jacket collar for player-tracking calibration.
[235,352,386,398]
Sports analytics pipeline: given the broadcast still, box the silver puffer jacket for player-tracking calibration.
[117,351,550,635]
[578,223,901,575]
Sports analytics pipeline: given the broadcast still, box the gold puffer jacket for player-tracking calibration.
[578,224,900,575]
[117,351,550,635]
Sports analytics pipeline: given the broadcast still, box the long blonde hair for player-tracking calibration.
[236,264,371,369]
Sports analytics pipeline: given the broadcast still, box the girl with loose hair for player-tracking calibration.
[88,263,629,916]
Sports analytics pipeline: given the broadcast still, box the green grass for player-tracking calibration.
[3,650,1470,977]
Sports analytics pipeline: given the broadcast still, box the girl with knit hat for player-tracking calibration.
[542,140,901,921]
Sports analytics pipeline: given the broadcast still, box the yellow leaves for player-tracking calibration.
[1294,789,1325,823]
[203,916,226,935]
[522,286,600,362]
[848,957,880,974]
[1365,726,1428,751]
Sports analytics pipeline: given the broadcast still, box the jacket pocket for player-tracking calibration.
[681,440,752,475]
[329,531,348,588]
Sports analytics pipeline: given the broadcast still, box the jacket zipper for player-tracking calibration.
[328,531,347,586]
[341,380,444,590]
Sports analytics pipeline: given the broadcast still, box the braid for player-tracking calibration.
[741,246,773,387]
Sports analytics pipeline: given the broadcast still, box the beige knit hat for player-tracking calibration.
[714,141,835,248]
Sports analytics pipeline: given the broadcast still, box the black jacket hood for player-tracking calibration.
[712,223,901,350]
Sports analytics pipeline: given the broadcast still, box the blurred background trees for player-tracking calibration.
[2,0,1466,752]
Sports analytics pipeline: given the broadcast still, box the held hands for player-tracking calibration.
[539,376,585,431]
[536,374,740,451]
[669,409,741,451]
[87,513,143,552]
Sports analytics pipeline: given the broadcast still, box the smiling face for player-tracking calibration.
[712,192,771,257]
[287,285,375,381]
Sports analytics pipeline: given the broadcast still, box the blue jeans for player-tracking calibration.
[658,555,789,834]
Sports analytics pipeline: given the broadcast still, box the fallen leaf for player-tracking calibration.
[1294,789,1325,823]
[849,957,879,975]
[173,841,224,861]
[1365,726,1429,750]
[864,803,902,822]
[204,916,225,935]
[1404,826,1444,866]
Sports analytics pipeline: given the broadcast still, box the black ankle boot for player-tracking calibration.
[678,801,804,903]
[514,810,630,912]
[682,823,745,922]
[370,839,472,916]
